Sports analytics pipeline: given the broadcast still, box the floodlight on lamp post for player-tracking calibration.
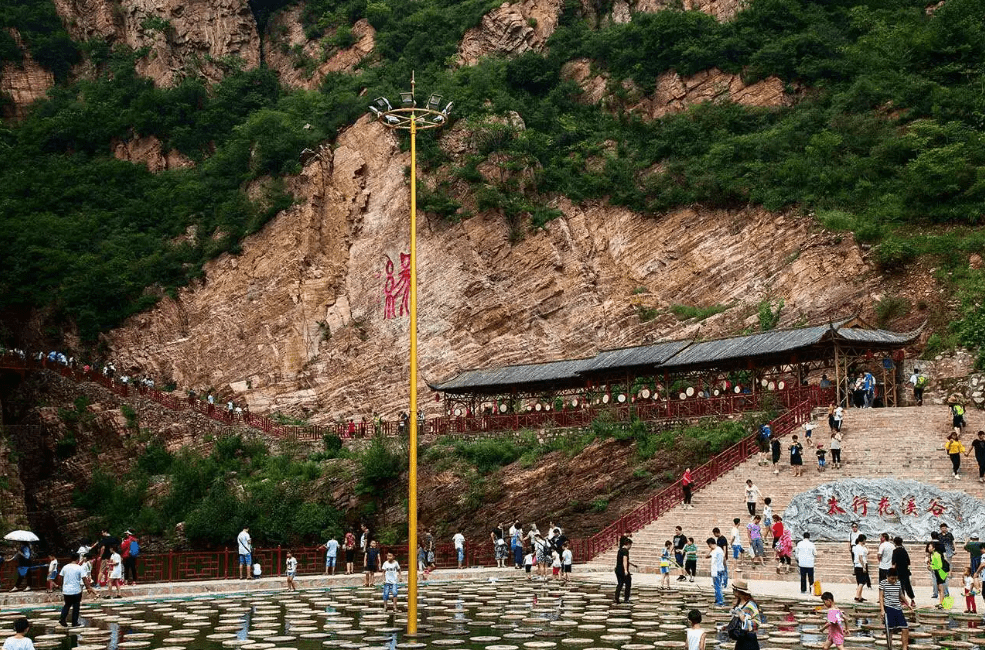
[369,72,451,636]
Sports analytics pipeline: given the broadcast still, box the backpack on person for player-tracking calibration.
[129,540,140,557]
[942,556,951,573]
[916,375,928,388]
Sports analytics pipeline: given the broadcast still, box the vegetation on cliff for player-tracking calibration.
[67,413,753,547]
[1,0,984,352]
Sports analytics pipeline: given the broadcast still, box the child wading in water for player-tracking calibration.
[820,591,849,650]
[686,609,706,650]
[285,551,298,591]
[381,552,400,612]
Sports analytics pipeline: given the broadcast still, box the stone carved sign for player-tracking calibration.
[782,479,985,541]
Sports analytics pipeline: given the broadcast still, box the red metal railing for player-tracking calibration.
[1,353,829,442]
[0,540,590,587]
[581,393,828,561]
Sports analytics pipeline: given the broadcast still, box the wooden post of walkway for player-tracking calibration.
[834,343,841,407]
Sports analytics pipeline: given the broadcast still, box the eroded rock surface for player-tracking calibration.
[52,0,260,86]
[458,0,562,65]
[0,31,54,119]
[112,135,195,172]
[104,116,884,423]
[562,59,789,117]
[265,8,375,89]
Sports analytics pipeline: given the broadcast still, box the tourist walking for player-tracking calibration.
[790,435,805,477]
[966,534,983,576]
[878,532,894,583]
[364,540,380,587]
[58,556,90,627]
[880,569,913,649]
[285,551,297,591]
[770,437,781,475]
[827,404,837,434]
[511,523,524,569]
[344,529,356,574]
[491,522,507,568]
[940,524,956,563]
[730,519,746,564]
[674,526,688,582]
[381,552,400,611]
[682,468,694,509]
[120,530,138,585]
[453,529,466,569]
[237,527,252,580]
[11,543,33,591]
[909,368,927,406]
[820,592,849,650]
[830,432,842,469]
[848,522,861,564]
[944,433,966,478]
[747,515,765,566]
[773,516,792,573]
[687,610,706,650]
[318,534,339,575]
[853,534,870,602]
[744,480,762,516]
[950,398,967,436]
[614,536,633,604]
[684,537,698,582]
[707,538,726,607]
[891,537,915,604]
[972,431,985,482]
[108,546,123,598]
[715,527,730,588]
[730,580,762,650]
[796,533,816,594]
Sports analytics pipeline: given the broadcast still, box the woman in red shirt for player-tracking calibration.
[681,469,694,509]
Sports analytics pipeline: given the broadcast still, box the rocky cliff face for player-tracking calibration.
[458,0,562,65]
[265,8,375,90]
[103,114,897,423]
[52,0,260,86]
[562,59,790,117]
[0,31,54,119]
[112,135,195,172]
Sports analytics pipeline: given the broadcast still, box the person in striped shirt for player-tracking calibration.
[880,568,913,650]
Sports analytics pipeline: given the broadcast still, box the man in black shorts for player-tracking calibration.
[880,568,913,650]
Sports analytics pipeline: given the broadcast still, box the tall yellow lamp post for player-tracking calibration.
[369,73,452,635]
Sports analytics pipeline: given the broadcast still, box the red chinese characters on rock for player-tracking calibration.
[827,496,847,515]
[383,253,411,320]
[829,495,945,519]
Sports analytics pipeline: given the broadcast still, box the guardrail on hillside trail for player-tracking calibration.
[582,394,826,562]
[2,353,830,443]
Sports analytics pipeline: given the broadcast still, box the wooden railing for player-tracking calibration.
[581,394,825,561]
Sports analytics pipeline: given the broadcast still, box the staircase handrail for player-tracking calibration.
[583,392,828,561]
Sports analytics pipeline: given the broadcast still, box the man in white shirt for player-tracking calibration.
[381,552,401,612]
[730,518,745,562]
[707,538,726,606]
[320,536,339,575]
[853,535,870,602]
[453,529,466,569]
[878,532,895,582]
[58,557,91,627]
[237,527,252,580]
[795,533,817,594]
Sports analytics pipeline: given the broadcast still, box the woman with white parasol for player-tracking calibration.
[4,530,39,592]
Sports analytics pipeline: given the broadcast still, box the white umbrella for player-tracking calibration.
[4,530,39,543]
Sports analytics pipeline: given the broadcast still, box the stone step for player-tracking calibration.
[593,406,982,571]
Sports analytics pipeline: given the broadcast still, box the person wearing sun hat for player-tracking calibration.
[730,579,762,649]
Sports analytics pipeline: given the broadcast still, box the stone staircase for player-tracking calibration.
[591,406,985,585]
